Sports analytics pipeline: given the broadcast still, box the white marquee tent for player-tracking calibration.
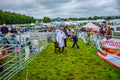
[83,22,99,29]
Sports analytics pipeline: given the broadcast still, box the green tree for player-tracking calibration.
[43,16,51,23]
[92,16,99,20]
[0,10,36,24]
[88,17,92,20]
[105,16,112,20]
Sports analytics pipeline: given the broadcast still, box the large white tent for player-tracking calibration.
[83,22,99,29]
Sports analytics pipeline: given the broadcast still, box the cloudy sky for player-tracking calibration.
[0,0,120,19]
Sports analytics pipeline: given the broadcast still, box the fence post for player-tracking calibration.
[18,33,23,70]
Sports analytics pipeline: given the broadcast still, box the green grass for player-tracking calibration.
[12,39,120,80]
[114,35,120,39]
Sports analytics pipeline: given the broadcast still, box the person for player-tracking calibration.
[47,34,52,43]
[98,25,106,40]
[0,25,9,34]
[106,26,112,40]
[86,27,91,42]
[103,25,107,36]
[8,26,13,33]
[70,32,79,49]
[13,26,18,34]
[63,26,69,47]
[8,26,18,37]
[0,46,5,72]
[56,28,66,53]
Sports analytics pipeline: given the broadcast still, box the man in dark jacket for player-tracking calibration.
[0,26,9,34]
[63,26,69,47]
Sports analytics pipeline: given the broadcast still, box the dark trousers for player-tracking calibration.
[59,47,64,53]
[64,38,67,47]
[0,58,4,72]
[0,67,3,72]
[72,41,79,49]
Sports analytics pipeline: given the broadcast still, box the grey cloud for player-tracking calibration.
[35,0,73,9]
[0,0,37,10]
[0,0,119,18]
[116,0,120,12]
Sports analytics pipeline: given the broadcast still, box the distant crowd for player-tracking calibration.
[0,25,34,37]
[0,25,19,35]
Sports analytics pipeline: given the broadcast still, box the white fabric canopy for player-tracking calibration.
[83,22,98,29]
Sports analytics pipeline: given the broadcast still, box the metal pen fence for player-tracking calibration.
[0,32,51,80]
[1,31,119,80]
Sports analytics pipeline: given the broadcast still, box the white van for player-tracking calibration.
[111,24,120,34]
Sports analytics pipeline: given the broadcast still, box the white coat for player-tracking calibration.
[56,31,66,48]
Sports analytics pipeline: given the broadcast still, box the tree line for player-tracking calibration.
[0,10,36,24]
[57,16,120,21]
[40,16,120,23]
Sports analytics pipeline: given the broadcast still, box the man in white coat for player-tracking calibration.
[56,28,66,53]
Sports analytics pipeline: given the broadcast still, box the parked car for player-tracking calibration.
[111,24,120,35]
[23,28,33,32]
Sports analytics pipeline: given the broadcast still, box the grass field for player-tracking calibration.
[12,39,120,80]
